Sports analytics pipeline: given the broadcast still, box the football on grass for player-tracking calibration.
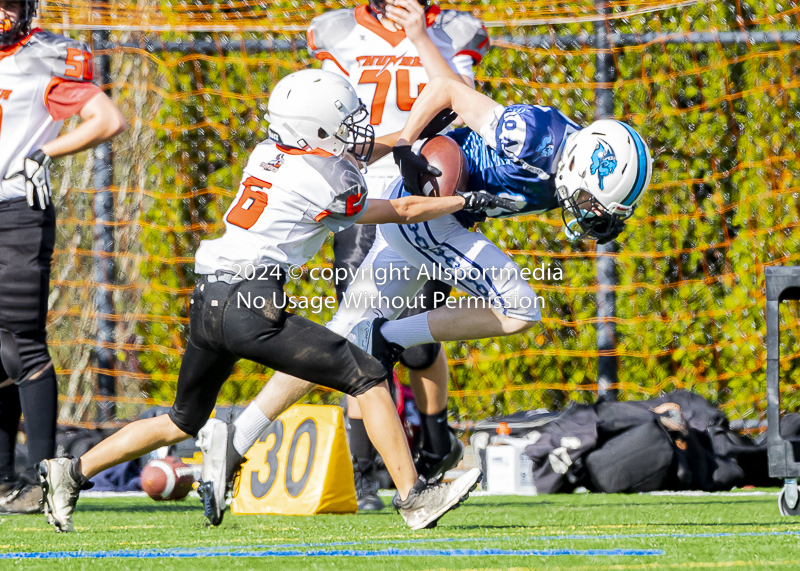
[141,457,195,501]
[417,135,469,197]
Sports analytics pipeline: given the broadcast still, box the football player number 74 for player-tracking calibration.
[359,69,424,125]
[227,176,271,229]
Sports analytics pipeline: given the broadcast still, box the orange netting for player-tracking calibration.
[31,0,800,427]
[41,0,708,31]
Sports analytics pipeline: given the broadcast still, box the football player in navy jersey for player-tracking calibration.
[374,75,653,342]
[392,77,651,242]
[213,77,653,506]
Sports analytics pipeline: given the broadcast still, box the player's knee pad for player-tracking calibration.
[0,329,50,383]
[399,343,441,371]
[0,328,22,382]
[497,280,543,323]
[346,351,390,398]
[16,360,55,387]
[11,331,51,383]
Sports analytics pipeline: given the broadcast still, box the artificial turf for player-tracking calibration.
[1,490,800,570]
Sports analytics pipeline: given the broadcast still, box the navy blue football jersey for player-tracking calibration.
[448,104,580,226]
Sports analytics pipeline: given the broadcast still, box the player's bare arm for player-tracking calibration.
[396,76,499,147]
[14,92,125,211]
[40,92,126,159]
[384,0,473,87]
[357,194,465,225]
[368,131,402,163]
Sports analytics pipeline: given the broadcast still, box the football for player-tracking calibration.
[417,135,469,198]
[140,456,195,501]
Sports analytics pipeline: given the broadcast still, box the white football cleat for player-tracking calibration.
[197,418,242,526]
[393,468,482,531]
[37,458,82,533]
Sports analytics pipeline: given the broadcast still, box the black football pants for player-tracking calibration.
[0,198,58,479]
[168,274,389,436]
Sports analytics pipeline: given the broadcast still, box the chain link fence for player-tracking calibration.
[37,0,800,428]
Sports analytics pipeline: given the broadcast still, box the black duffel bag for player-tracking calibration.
[585,418,675,493]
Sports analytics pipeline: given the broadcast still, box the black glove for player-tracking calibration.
[459,191,522,213]
[593,217,626,245]
[22,149,53,211]
[392,145,441,196]
[419,108,458,140]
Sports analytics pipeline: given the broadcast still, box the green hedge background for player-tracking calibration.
[41,0,800,427]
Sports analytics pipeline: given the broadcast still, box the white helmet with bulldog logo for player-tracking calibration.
[555,120,653,242]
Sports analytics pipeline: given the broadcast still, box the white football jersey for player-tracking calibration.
[307,4,488,181]
[195,140,368,275]
[0,30,95,202]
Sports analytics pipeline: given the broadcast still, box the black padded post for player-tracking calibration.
[765,266,800,478]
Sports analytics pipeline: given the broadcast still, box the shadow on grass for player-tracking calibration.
[478,498,774,509]
[78,502,204,513]
[443,524,548,531]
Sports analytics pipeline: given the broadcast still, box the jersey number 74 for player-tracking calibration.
[358,69,425,125]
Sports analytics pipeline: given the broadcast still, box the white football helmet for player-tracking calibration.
[265,69,374,161]
[555,120,653,242]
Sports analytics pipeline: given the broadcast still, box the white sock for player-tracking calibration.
[380,313,435,348]
[233,402,271,456]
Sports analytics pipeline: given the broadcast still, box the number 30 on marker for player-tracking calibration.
[231,405,358,515]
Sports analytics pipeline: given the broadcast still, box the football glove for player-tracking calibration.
[459,191,522,213]
[392,144,441,196]
[21,149,53,211]
[593,217,626,245]
[418,108,458,140]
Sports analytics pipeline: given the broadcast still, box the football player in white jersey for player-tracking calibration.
[36,70,501,533]
[209,78,653,515]
[290,0,489,510]
[0,0,125,514]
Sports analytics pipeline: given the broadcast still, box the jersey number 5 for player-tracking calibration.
[359,69,425,125]
[65,48,95,81]
[227,176,271,229]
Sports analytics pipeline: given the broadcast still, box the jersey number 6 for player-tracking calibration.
[227,176,271,229]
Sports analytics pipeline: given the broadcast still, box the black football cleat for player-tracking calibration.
[198,480,222,527]
[416,430,465,484]
[353,459,384,512]
[0,479,44,515]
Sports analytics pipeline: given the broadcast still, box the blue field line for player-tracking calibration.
[530,530,800,541]
[0,547,663,559]
[204,538,465,551]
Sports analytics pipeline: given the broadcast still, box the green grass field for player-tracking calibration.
[2,491,800,570]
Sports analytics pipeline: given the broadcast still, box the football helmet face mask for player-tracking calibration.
[555,119,653,242]
[265,69,375,162]
[341,103,374,163]
[368,0,431,17]
[0,0,37,48]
